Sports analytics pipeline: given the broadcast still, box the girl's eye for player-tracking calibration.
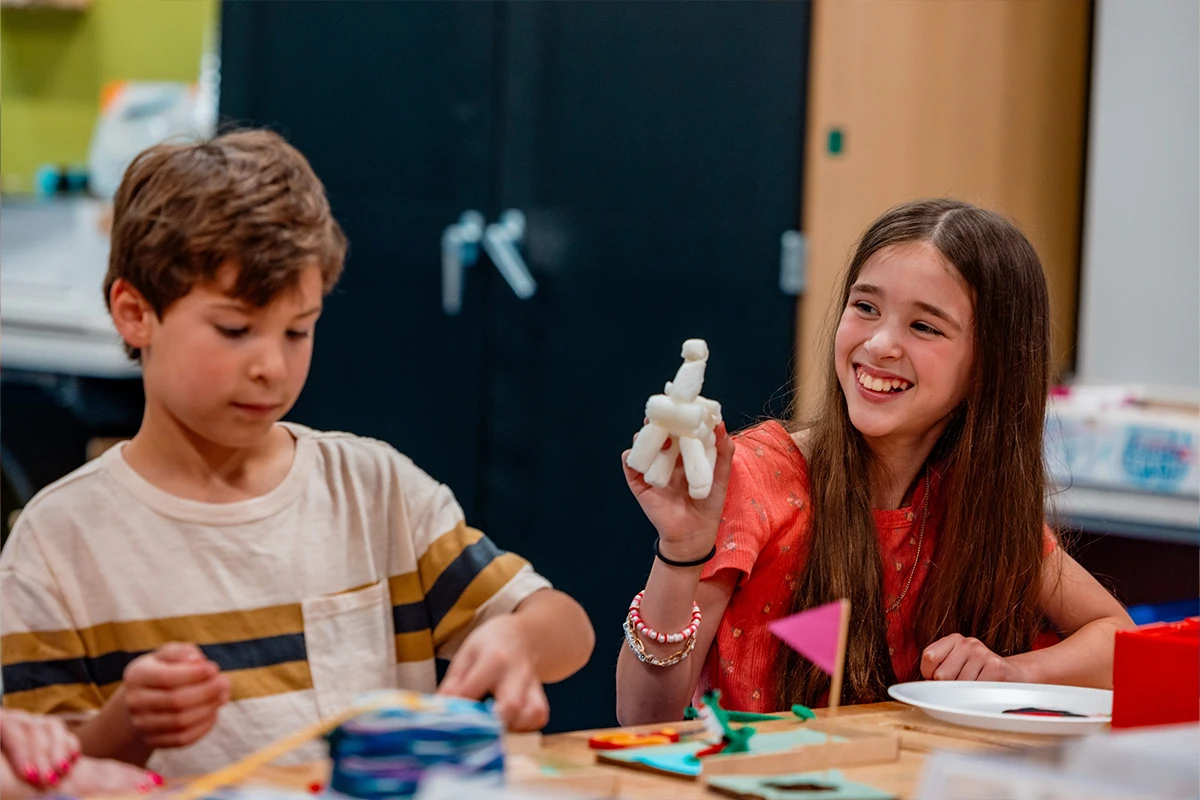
[912,321,943,336]
[216,325,249,338]
[853,301,877,315]
[286,330,312,340]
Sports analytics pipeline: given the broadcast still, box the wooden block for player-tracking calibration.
[504,731,544,756]
[509,767,619,799]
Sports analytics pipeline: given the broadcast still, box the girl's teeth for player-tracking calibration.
[857,368,911,392]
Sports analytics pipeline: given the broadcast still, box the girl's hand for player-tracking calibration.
[920,634,1031,682]
[621,422,735,563]
[436,616,549,732]
[0,709,80,789]
[60,757,162,797]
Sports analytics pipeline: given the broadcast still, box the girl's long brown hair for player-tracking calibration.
[778,199,1052,707]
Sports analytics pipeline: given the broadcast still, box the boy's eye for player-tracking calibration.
[286,330,312,340]
[912,321,943,336]
[853,301,877,315]
[216,325,249,338]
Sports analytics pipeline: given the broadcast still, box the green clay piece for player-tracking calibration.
[684,705,699,720]
[724,710,788,722]
[701,690,757,754]
[792,703,817,721]
[722,723,755,754]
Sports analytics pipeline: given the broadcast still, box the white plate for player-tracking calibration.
[887,681,1112,736]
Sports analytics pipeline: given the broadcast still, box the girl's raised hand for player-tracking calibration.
[621,422,735,563]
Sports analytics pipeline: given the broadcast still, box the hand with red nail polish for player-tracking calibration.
[58,757,155,797]
[0,709,81,790]
[0,713,162,798]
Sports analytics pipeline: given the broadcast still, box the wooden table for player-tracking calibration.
[234,702,1067,799]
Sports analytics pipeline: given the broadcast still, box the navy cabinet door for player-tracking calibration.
[221,0,809,730]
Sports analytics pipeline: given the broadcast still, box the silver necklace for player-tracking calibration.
[886,466,930,615]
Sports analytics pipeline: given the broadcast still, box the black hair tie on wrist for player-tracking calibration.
[654,537,717,568]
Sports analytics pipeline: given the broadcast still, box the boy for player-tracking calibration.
[0,131,594,776]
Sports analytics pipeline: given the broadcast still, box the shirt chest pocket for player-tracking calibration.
[302,581,394,719]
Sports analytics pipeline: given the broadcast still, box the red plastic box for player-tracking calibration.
[1112,616,1200,728]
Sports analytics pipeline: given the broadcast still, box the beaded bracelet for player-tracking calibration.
[623,616,697,667]
[628,590,702,644]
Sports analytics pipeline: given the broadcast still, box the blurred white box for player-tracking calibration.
[1046,391,1200,499]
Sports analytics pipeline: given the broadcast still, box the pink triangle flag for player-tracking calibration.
[768,600,847,675]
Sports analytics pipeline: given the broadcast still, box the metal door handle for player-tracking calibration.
[482,209,537,300]
[442,210,484,315]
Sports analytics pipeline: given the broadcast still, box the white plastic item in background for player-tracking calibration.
[0,197,138,378]
[918,723,1199,800]
[87,81,216,200]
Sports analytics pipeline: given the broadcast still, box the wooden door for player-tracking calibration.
[796,0,1091,412]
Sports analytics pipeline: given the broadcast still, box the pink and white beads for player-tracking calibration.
[628,590,702,645]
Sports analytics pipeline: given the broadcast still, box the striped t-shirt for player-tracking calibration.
[0,423,550,775]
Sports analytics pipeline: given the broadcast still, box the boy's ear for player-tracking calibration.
[109,279,156,352]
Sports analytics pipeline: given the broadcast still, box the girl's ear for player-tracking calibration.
[109,279,156,353]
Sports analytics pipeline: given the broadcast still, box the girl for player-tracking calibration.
[616,199,1134,723]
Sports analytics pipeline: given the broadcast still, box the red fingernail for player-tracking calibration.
[136,781,152,794]
[147,771,164,786]
[23,765,39,785]
[46,772,60,787]
[58,759,72,775]
[70,749,81,763]
[308,782,323,793]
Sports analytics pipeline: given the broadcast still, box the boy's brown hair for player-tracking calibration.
[104,129,347,359]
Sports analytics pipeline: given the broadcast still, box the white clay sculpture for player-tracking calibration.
[626,339,723,500]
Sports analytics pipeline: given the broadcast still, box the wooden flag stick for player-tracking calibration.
[826,599,851,712]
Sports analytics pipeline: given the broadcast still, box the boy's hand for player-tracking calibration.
[436,616,549,732]
[0,709,80,789]
[920,634,1029,682]
[123,642,231,749]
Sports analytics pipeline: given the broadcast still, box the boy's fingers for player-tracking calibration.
[134,696,225,734]
[129,657,218,690]
[155,642,207,663]
[496,677,548,732]
[129,673,229,712]
[143,711,222,750]
[439,660,492,701]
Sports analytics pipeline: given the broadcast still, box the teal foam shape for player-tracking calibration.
[707,769,895,799]
[605,729,845,778]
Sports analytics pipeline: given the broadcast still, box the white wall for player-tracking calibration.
[1077,0,1199,390]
